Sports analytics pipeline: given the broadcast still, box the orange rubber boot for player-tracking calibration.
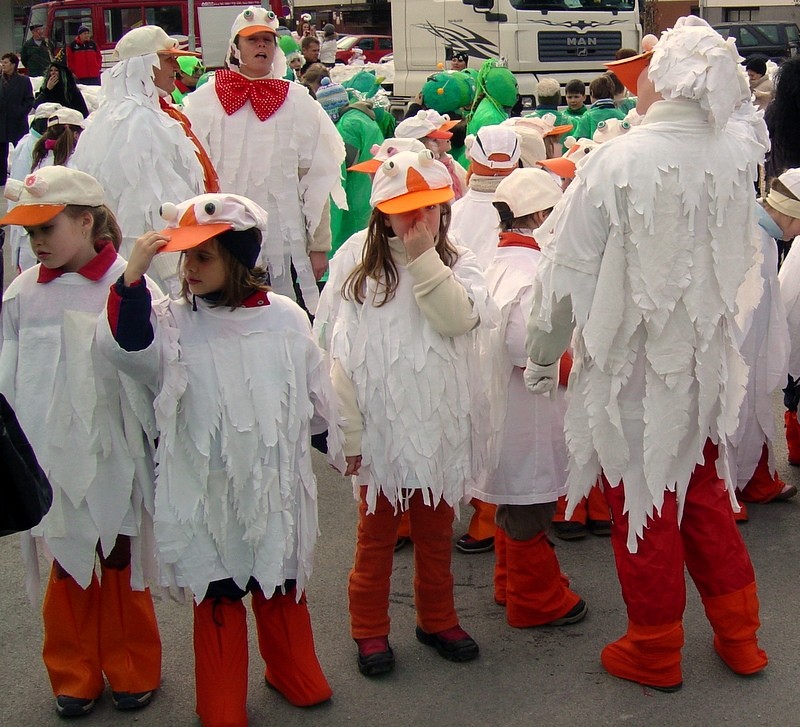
[785,410,800,466]
[99,565,162,693]
[493,528,507,606]
[505,533,582,628]
[251,588,332,707]
[739,445,787,503]
[42,566,104,699]
[701,582,768,675]
[193,598,249,727]
[600,621,684,691]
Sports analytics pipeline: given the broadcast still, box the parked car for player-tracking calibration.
[335,35,393,64]
[712,21,800,62]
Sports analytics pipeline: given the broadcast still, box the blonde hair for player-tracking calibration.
[342,204,458,306]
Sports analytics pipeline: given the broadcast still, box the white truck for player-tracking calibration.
[390,0,642,110]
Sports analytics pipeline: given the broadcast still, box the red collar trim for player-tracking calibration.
[241,290,270,308]
[497,231,540,251]
[37,241,117,283]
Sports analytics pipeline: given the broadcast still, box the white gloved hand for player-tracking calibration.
[523,358,559,395]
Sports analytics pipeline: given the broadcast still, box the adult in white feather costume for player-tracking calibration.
[183,6,346,315]
[315,149,497,677]
[71,26,218,293]
[98,193,342,725]
[525,17,769,690]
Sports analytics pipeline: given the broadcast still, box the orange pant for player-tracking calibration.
[553,483,609,524]
[738,444,785,503]
[466,498,497,540]
[42,536,161,699]
[349,488,458,638]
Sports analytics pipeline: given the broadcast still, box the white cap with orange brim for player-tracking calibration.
[370,149,454,215]
[1,167,104,226]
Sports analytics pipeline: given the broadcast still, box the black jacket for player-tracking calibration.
[0,72,35,144]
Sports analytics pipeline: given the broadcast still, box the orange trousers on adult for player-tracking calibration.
[738,444,786,503]
[41,536,161,699]
[602,440,767,688]
[193,585,331,727]
[349,488,458,638]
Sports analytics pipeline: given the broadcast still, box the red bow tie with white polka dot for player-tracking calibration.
[214,69,289,122]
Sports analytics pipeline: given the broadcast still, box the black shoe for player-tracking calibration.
[455,534,495,553]
[415,625,479,662]
[547,599,588,626]
[553,522,587,541]
[55,695,96,718]
[394,536,411,552]
[355,636,395,677]
[111,690,154,711]
[588,519,612,537]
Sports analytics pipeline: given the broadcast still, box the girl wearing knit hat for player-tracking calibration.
[315,149,497,677]
[99,193,343,726]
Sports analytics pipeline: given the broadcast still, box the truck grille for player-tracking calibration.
[538,32,623,63]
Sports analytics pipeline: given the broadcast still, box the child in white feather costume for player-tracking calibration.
[315,149,498,677]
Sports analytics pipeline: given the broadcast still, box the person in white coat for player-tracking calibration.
[475,167,587,627]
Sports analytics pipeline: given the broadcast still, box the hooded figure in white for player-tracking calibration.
[525,17,769,691]
[71,26,207,291]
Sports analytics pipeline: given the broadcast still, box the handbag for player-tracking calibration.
[0,393,53,536]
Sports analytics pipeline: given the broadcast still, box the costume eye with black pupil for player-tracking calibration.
[205,202,216,215]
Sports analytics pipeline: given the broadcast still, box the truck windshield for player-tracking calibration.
[510,0,636,11]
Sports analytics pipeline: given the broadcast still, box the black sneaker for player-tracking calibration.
[111,690,154,711]
[55,695,96,718]
[415,625,479,662]
[588,519,612,537]
[455,534,495,554]
[553,522,588,541]
[394,536,411,552]
[547,599,588,626]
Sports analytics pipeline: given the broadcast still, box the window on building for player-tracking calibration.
[725,8,758,22]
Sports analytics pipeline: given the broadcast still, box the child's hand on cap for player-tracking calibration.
[124,231,170,285]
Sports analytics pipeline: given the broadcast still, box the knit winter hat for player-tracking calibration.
[536,77,561,100]
[493,168,563,222]
[157,193,268,269]
[1,167,104,226]
[316,77,350,121]
[370,149,454,214]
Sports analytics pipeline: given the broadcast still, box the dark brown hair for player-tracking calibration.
[63,204,122,251]
[589,74,615,102]
[179,237,270,309]
[342,203,458,306]
[31,124,82,170]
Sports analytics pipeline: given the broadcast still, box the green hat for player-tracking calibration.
[422,71,474,114]
[177,55,204,76]
[278,34,300,56]
[342,70,382,98]
[477,59,518,108]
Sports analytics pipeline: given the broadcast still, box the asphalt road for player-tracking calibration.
[1,211,799,727]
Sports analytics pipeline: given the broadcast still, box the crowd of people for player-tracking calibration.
[2,7,800,727]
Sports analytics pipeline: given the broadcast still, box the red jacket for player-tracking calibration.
[67,38,102,80]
